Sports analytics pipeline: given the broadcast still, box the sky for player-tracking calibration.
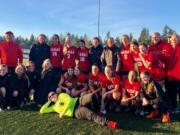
[0,0,180,39]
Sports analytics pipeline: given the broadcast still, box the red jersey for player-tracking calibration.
[101,74,122,92]
[62,73,76,89]
[88,72,104,90]
[50,44,63,68]
[147,52,166,81]
[77,47,90,72]
[123,78,141,97]
[132,51,146,73]
[62,46,77,71]
[149,40,171,66]
[167,45,180,80]
[76,73,88,90]
[0,41,23,67]
[119,45,134,71]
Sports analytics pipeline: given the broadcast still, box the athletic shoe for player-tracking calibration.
[171,108,179,114]
[162,112,170,123]
[146,110,159,119]
[100,109,107,115]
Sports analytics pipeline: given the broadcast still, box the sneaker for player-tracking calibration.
[6,106,11,110]
[162,112,170,123]
[100,110,107,115]
[0,108,3,112]
[146,110,159,119]
[107,121,118,129]
[139,110,148,116]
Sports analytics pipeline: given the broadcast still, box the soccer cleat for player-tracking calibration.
[146,110,159,119]
[107,121,118,129]
[162,112,170,123]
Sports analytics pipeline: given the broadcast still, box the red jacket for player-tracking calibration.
[167,45,180,80]
[0,41,23,67]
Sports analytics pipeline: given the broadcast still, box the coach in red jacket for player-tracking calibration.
[0,31,23,72]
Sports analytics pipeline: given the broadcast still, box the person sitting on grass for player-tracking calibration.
[100,65,122,114]
[26,61,40,102]
[121,70,141,113]
[140,71,170,123]
[40,91,118,129]
[10,64,29,109]
[0,64,11,111]
[71,67,88,97]
[88,64,104,111]
[37,59,57,107]
[56,67,76,95]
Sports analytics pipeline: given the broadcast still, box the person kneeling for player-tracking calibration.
[140,71,170,123]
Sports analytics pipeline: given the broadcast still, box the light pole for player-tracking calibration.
[98,0,101,37]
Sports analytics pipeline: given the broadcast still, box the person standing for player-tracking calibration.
[75,39,90,74]
[101,37,119,71]
[89,37,103,70]
[50,34,63,85]
[0,31,23,73]
[29,34,50,73]
[62,34,77,73]
[166,34,180,113]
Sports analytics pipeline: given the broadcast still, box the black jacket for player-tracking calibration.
[0,73,12,92]
[37,69,57,104]
[89,44,103,69]
[26,71,40,91]
[10,74,29,95]
[29,43,50,72]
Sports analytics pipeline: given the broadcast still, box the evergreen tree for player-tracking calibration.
[29,34,36,47]
[138,27,150,44]
[129,33,133,42]
[162,25,176,41]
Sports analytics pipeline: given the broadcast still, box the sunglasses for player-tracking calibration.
[48,93,56,99]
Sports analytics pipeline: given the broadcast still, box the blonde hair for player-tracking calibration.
[15,64,26,74]
[0,64,8,73]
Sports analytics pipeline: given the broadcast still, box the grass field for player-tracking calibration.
[0,103,180,135]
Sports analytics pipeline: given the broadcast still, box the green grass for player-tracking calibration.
[0,103,180,135]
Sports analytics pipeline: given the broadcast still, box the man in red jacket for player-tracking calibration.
[0,31,23,73]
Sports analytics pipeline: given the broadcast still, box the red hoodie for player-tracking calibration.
[0,41,23,67]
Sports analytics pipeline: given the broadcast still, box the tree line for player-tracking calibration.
[0,25,176,49]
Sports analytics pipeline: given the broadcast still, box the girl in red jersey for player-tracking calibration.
[121,70,141,112]
[62,34,77,72]
[88,64,104,111]
[138,43,166,83]
[117,35,134,77]
[130,40,147,74]
[75,40,90,74]
[71,67,88,97]
[56,67,76,95]
[50,34,63,84]
[100,66,122,114]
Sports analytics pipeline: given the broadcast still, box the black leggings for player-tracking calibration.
[165,80,180,109]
